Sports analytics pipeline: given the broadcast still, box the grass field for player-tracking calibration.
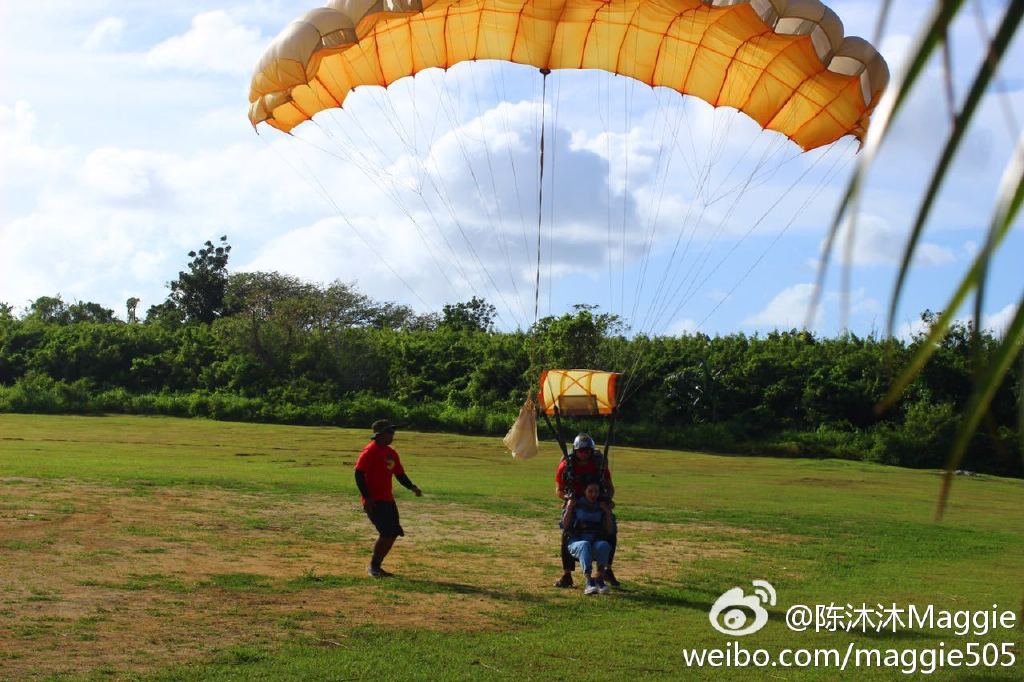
[1,414,1021,680]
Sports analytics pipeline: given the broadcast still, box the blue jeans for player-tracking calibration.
[567,538,611,575]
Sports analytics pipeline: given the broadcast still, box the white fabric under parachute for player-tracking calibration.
[503,399,539,460]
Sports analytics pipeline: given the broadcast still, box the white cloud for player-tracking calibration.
[826,214,956,267]
[79,147,172,202]
[667,317,697,335]
[83,17,125,51]
[146,11,263,76]
[878,34,914,74]
[0,115,317,311]
[744,283,819,329]
[0,101,74,209]
[984,303,1018,337]
[744,283,880,332]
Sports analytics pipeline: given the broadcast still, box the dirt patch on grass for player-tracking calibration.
[0,477,749,679]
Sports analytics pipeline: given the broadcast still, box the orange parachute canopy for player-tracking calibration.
[538,369,619,417]
[249,0,888,150]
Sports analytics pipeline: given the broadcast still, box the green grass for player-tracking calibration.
[1,413,1022,680]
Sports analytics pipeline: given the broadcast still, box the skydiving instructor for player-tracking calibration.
[355,419,422,577]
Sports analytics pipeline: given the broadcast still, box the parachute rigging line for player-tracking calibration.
[394,64,530,328]
[617,141,855,406]
[423,70,529,329]
[300,85,522,329]
[694,145,857,332]
[548,70,563,318]
[257,134,430,309]
[534,68,551,326]
[299,118,467,299]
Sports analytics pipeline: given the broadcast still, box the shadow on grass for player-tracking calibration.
[610,584,718,612]
[385,577,548,604]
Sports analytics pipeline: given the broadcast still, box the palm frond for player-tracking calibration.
[937,295,1024,518]
[807,0,968,328]
[880,130,1024,414]
[824,0,1024,515]
[887,0,1024,337]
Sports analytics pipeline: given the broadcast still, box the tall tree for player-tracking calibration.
[166,236,232,324]
[67,301,117,324]
[441,296,497,332]
[531,304,623,369]
[25,295,70,324]
[126,297,140,324]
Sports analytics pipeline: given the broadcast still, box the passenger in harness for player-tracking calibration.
[553,433,619,588]
[562,481,614,594]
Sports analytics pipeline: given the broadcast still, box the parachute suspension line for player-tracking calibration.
[653,131,793,329]
[668,143,842,332]
[534,68,551,326]
[619,119,807,401]
[707,142,800,208]
[394,63,525,329]
[412,61,418,186]
[303,82,518,330]
[621,146,852,406]
[627,88,679,319]
[677,96,701,183]
[626,78,820,368]
[599,72,613,313]
[618,141,854,406]
[548,69,563,318]
[621,74,632,320]
[709,128,791,206]
[296,111,465,297]
[367,34,520,328]
[257,133,430,309]
[472,30,537,316]
[633,117,720,335]
[442,32,520,327]
[661,103,811,325]
[626,26,692,332]
[638,98,791,340]
[628,90,689,327]
[301,113,471,300]
[692,144,855,332]
[461,57,529,324]
[490,61,534,270]
[620,20,644,324]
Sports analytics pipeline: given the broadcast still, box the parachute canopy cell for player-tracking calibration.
[249,0,889,150]
[538,369,619,417]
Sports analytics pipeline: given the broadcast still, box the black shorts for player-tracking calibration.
[367,500,404,538]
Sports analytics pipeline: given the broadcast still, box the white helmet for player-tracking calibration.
[573,433,595,451]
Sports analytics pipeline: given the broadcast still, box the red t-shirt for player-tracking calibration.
[355,441,405,502]
[556,456,612,498]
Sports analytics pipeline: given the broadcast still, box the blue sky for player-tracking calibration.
[2,0,1021,338]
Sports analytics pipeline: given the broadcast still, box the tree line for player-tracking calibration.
[1,237,1019,476]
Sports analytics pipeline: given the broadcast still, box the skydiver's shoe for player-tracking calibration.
[367,564,393,578]
[553,573,573,588]
[597,579,610,594]
[605,568,620,588]
[584,578,599,595]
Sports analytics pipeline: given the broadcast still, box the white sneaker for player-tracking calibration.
[597,579,610,594]
[584,579,599,595]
